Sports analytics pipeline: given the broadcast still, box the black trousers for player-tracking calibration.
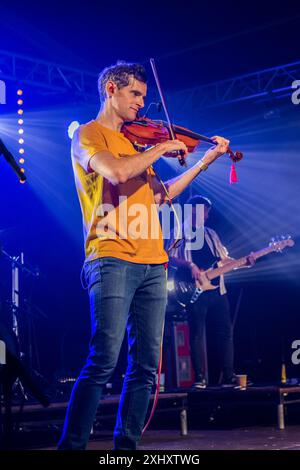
[187,290,234,383]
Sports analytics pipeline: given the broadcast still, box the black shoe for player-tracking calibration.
[192,376,207,389]
[221,374,237,388]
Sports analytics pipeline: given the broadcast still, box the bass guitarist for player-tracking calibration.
[168,195,254,389]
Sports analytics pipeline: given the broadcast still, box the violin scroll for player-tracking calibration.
[227,149,243,163]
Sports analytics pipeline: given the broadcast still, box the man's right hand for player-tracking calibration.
[190,263,204,281]
[159,139,188,160]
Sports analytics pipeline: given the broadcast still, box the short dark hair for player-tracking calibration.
[187,195,212,208]
[98,61,147,102]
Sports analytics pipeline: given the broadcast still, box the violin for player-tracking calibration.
[123,58,243,182]
[122,117,243,164]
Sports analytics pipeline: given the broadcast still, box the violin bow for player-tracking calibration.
[150,58,186,166]
[149,58,243,182]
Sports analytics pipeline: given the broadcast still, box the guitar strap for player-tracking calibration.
[205,228,218,258]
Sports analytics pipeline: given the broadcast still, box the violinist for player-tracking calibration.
[58,61,230,450]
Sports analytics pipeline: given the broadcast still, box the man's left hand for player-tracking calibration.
[202,136,230,166]
[245,253,256,267]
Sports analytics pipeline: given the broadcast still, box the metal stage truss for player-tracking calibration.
[169,60,300,112]
[0,50,300,107]
[0,49,97,100]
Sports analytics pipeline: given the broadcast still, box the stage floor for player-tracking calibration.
[41,426,300,450]
[2,386,300,449]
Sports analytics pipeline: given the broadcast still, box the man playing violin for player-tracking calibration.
[58,61,230,450]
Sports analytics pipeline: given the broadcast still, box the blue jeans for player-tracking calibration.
[58,257,167,450]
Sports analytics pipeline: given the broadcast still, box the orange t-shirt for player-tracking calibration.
[71,120,168,264]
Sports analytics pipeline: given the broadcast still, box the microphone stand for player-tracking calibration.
[0,247,40,368]
[0,248,49,448]
[0,138,26,182]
